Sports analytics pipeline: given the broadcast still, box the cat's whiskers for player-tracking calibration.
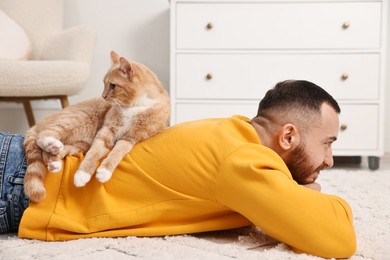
[96,99,108,113]
[111,98,125,112]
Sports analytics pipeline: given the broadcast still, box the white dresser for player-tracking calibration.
[169,0,388,170]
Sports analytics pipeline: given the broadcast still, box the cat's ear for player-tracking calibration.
[119,57,133,77]
[110,51,121,64]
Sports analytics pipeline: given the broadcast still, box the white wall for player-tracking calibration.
[1,0,390,154]
[63,0,170,104]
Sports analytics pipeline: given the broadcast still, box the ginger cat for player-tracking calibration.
[23,51,170,203]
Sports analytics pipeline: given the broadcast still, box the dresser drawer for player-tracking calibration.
[175,102,258,123]
[176,2,381,49]
[175,103,379,152]
[333,104,379,152]
[176,53,380,101]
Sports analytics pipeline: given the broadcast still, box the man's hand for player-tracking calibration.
[302,182,321,191]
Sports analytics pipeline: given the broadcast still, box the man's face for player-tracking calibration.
[285,103,340,184]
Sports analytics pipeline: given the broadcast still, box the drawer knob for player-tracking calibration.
[206,22,213,30]
[340,124,348,132]
[206,73,213,80]
[341,74,349,81]
[342,21,350,30]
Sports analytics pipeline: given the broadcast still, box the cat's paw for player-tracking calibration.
[24,178,46,203]
[96,167,112,183]
[47,159,62,173]
[42,137,64,155]
[74,170,92,187]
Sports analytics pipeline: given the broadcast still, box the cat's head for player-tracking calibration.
[102,51,164,107]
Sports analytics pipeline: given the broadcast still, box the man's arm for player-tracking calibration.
[216,147,356,258]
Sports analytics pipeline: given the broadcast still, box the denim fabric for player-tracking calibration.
[0,132,29,233]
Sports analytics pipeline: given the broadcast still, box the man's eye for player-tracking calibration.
[110,83,116,89]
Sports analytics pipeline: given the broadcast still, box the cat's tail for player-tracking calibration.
[23,128,47,203]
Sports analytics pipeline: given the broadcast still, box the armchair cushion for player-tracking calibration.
[0,9,32,60]
[0,24,96,97]
[0,60,90,97]
[41,26,96,63]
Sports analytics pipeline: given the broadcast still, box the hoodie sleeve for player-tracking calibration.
[215,145,356,259]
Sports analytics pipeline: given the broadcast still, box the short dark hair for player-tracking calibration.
[253,80,341,133]
[256,80,340,117]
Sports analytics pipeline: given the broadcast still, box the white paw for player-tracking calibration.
[96,167,112,183]
[43,137,64,155]
[74,170,92,187]
[47,160,62,173]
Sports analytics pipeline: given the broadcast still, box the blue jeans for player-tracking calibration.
[0,132,29,233]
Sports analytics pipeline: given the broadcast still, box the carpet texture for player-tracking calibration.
[1,165,389,259]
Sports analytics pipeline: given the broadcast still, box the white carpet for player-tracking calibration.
[1,163,390,260]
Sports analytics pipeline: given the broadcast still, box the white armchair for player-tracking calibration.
[0,0,96,126]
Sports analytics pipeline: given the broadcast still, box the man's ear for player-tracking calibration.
[278,123,301,151]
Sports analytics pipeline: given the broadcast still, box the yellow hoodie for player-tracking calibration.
[19,116,356,258]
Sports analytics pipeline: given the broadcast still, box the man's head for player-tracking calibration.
[252,80,340,184]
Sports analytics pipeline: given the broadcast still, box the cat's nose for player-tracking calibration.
[102,89,109,99]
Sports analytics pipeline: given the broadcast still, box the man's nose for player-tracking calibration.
[324,149,334,168]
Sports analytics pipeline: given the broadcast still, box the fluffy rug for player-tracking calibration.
[1,162,389,260]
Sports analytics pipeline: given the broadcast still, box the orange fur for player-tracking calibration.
[23,51,170,203]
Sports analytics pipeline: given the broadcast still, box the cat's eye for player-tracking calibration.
[110,83,116,89]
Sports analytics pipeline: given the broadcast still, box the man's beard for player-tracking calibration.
[284,143,323,184]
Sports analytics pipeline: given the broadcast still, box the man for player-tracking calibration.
[0,80,356,258]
